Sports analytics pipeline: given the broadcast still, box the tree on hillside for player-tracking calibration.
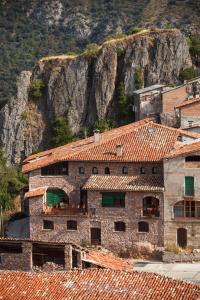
[51,117,73,147]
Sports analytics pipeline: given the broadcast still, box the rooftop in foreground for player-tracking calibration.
[0,269,199,300]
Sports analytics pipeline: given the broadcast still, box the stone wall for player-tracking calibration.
[164,154,200,248]
[29,190,164,253]
[163,251,200,263]
[180,101,200,128]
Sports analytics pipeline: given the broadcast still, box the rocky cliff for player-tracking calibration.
[0,29,192,164]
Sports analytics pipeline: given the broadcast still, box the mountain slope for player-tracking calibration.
[0,0,200,105]
[0,29,191,164]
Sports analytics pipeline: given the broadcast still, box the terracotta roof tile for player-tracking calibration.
[0,269,199,299]
[25,187,47,198]
[83,249,133,272]
[165,139,200,159]
[22,119,200,173]
[83,175,164,192]
[175,98,200,109]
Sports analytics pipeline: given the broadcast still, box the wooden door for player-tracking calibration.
[177,228,187,248]
[91,228,101,245]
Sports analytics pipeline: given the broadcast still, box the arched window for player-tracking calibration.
[114,221,126,232]
[143,197,160,217]
[79,167,85,174]
[152,167,158,174]
[105,167,110,174]
[92,167,98,174]
[46,188,69,208]
[67,220,77,230]
[122,166,128,174]
[138,221,149,232]
[140,167,145,174]
[174,200,200,218]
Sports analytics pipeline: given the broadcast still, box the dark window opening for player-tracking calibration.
[122,166,128,174]
[177,228,187,248]
[43,220,54,230]
[0,243,22,253]
[92,167,98,174]
[185,156,200,162]
[152,167,158,174]
[143,197,160,217]
[46,189,69,208]
[140,167,145,174]
[79,167,85,174]
[72,250,78,268]
[41,162,68,176]
[105,167,110,174]
[32,244,65,267]
[185,176,194,196]
[138,221,149,232]
[67,220,77,230]
[102,192,125,207]
[114,221,126,232]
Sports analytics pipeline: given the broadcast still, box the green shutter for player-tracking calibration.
[185,176,194,196]
[46,190,62,207]
[102,194,114,206]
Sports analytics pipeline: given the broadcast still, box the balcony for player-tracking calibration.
[43,204,87,216]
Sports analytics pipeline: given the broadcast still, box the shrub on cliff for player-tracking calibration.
[128,27,144,34]
[134,67,143,90]
[179,67,199,82]
[104,33,126,42]
[51,117,73,147]
[83,43,100,58]
[30,79,44,98]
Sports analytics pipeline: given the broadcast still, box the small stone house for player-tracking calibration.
[21,118,200,253]
[175,98,200,128]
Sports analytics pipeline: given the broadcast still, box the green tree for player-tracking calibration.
[30,79,44,98]
[93,118,112,133]
[128,27,144,35]
[179,67,199,82]
[0,149,27,211]
[51,117,73,147]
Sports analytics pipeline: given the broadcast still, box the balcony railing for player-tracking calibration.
[43,204,87,216]
[142,208,160,218]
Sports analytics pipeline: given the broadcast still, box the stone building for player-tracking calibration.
[133,77,200,128]
[21,118,200,252]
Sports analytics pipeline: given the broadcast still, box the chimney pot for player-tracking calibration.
[116,144,123,157]
[94,129,100,143]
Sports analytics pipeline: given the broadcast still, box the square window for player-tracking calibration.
[114,222,126,232]
[43,220,54,230]
[67,220,77,230]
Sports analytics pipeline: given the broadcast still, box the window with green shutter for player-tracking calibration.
[102,192,125,207]
[46,189,69,207]
[185,176,194,196]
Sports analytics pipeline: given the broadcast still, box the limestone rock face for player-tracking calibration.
[0,29,192,163]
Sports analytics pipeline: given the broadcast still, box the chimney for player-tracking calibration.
[116,144,123,157]
[94,129,100,143]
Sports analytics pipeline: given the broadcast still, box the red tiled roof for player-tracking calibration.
[165,139,200,159]
[22,119,200,173]
[83,249,133,272]
[175,98,200,109]
[83,175,164,192]
[25,187,47,198]
[0,269,199,300]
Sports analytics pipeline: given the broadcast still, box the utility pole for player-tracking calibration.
[0,204,3,237]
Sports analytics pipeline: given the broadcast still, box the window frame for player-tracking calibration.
[102,192,125,208]
[143,197,160,217]
[138,221,149,233]
[174,200,200,218]
[152,167,158,174]
[140,167,145,174]
[122,166,128,175]
[67,220,77,231]
[114,221,126,232]
[79,167,85,175]
[185,176,194,196]
[92,167,98,174]
[41,162,68,176]
[105,167,110,175]
[43,220,54,230]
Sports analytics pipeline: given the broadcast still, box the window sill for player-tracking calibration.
[137,231,148,234]
[42,228,54,231]
[113,230,126,233]
[67,229,77,232]
[40,175,68,178]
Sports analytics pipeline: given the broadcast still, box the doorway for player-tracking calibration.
[90,227,101,245]
[177,228,187,248]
